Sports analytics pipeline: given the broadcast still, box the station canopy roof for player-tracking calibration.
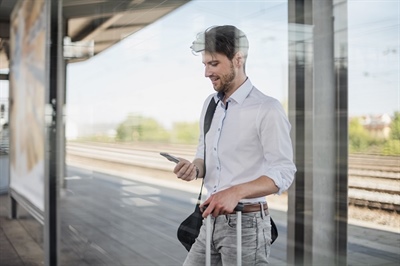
[0,0,190,70]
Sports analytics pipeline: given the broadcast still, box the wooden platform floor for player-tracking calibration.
[0,165,399,266]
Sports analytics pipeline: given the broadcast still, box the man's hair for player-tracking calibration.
[190,25,249,60]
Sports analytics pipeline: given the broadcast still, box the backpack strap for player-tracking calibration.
[196,97,218,204]
[204,97,218,135]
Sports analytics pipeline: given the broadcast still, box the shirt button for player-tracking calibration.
[214,147,216,151]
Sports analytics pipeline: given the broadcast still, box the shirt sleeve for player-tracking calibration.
[257,99,297,195]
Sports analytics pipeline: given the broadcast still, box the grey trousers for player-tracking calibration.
[183,212,272,266]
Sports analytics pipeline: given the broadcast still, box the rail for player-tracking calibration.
[66,142,400,212]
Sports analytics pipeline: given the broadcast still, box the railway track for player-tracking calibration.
[348,154,399,212]
[66,142,400,212]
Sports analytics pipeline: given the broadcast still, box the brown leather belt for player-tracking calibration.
[231,203,269,214]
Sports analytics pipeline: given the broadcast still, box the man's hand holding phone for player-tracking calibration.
[160,152,198,181]
[174,158,198,181]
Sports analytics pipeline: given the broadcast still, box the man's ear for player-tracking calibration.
[234,52,245,68]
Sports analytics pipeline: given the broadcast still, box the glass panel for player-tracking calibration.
[348,0,399,263]
[1,0,398,265]
[0,79,9,192]
[348,0,399,227]
[63,1,289,265]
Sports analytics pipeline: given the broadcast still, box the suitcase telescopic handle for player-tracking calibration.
[205,202,244,266]
[234,202,244,212]
[235,202,243,266]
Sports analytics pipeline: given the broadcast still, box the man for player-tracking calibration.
[174,25,296,265]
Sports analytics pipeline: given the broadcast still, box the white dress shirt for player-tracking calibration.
[195,78,296,203]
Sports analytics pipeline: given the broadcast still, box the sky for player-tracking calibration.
[2,0,398,135]
[66,0,291,131]
[348,0,399,117]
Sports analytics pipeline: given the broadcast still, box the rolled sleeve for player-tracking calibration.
[265,164,297,195]
[258,100,297,195]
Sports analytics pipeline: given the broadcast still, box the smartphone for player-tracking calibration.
[160,152,180,164]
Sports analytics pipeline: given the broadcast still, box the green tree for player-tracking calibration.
[171,121,199,144]
[139,117,170,142]
[382,139,400,155]
[349,117,372,152]
[116,114,140,141]
[382,112,400,155]
[390,111,400,140]
[116,114,170,142]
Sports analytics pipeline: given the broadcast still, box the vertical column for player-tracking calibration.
[59,21,67,191]
[287,0,348,265]
[309,0,337,263]
[45,0,63,265]
[288,0,314,265]
[333,1,349,264]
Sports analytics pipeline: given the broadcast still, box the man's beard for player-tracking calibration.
[214,63,236,93]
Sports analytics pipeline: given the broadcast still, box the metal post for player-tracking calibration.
[44,0,63,265]
[333,1,349,264]
[288,0,348,265]
[288,1,313,265]
[9,194,17,219]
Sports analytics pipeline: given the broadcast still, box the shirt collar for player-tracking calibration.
[214,78,253,105]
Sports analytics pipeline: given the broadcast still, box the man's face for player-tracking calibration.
[202,52,236,94]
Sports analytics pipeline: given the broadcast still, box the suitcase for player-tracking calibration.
[205,203,244,266]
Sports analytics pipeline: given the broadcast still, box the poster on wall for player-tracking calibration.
[9,0,47,212]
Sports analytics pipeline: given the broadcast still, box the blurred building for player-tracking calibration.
[361,113,392,139]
